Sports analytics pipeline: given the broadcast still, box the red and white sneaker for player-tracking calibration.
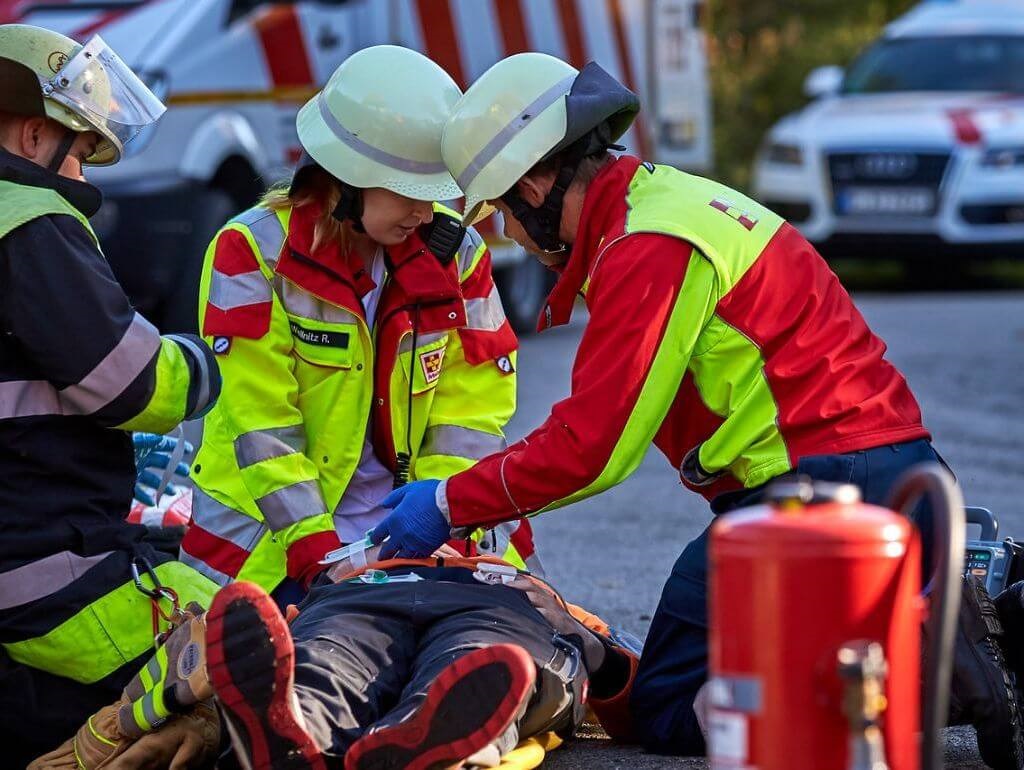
[344,643,536,770]
[206,581,326,770]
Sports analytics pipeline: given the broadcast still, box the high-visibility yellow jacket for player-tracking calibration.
[182,200,539,591]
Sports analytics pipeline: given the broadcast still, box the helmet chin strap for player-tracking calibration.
[331,182,366,234]
[46,128,78,174]
[500,145,583,255]
[500,131,622,255]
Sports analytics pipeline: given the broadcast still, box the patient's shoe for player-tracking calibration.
[206,581,325,770]
[344,643,536,770]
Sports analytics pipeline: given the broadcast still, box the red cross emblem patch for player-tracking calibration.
[419,348,446,384]
[709,198,759,231]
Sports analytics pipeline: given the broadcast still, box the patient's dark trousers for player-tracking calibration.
[289,567,584,766]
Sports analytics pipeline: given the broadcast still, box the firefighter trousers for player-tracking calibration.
[630,437,943,755]
[290,568,585,764]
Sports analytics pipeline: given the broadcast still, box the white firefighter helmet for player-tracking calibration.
[442,52,638,226]
[296,45,463,202]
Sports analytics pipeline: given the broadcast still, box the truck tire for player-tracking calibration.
[494,256,556,335]
[162,188,238,335]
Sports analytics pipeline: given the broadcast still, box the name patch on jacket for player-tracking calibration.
[289,321,350,349]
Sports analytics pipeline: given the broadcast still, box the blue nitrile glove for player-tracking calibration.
[370,479,450,560]
[133,432,194,506]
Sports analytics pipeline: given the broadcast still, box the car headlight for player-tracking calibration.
[980,148,1024,169]
[123,71,170,159]
[763,142,804,166]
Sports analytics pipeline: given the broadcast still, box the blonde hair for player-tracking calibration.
[261,166,350,254]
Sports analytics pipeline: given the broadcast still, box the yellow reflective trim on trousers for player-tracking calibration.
[114,337,189,434]
[2,561,216,684]
[689,316,791,487]
[542,250,717,512]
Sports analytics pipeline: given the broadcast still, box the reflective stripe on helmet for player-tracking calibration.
[316,93,448,175]
[456,73,575,191]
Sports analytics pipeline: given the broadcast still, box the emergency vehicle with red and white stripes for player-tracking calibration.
[2,0,711,332]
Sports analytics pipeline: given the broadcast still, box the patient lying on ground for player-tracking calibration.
[30,550,638,770]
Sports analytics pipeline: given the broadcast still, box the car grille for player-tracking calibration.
[827,151,951,216]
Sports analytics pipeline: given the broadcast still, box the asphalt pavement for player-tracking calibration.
[508,291,1024,769]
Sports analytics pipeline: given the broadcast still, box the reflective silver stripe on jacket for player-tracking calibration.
[399,330,449,354]
[1,313,160,420]
[179,551,232,588]
[61,313,161,414]
[0,550,114,611]
[0,379,63,419]
[464,285,506,332]
[524,553,546,578]
[256,480,326,532]
[232,208,287,269]
[191,488,267,552]
[420,424,506,460]
[456,229,485,278]
[275,278,361,325]
[208,269,272,312]
[234,425,307,468]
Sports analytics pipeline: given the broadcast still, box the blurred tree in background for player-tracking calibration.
[707,0,916,189]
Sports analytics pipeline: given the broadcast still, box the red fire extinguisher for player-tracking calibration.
[708,464,965,770]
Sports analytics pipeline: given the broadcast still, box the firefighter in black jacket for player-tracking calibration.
[0,24,222,762]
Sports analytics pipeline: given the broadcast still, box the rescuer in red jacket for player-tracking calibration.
[369,54,1021,764]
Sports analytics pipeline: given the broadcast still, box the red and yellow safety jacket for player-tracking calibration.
[443,156,929,527]
[182,200,539,591]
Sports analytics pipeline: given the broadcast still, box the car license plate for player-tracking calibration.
[835,187,935,216]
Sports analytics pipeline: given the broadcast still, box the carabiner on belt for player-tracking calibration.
[131,556,184,644]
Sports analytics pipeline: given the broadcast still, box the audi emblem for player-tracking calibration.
[855,153,918,179]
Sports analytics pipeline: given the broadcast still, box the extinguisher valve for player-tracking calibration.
[838,640,890,770]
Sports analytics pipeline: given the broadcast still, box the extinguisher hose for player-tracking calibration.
[885,463,965,770]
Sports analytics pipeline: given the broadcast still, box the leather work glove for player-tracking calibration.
[27,699,218,770]
[133,432,193,506]
[104,703,220,770]
[371,479,451,560]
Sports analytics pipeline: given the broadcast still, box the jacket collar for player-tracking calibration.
[0,147,103,218]
[276,201,466,329]
[538,155,642,331]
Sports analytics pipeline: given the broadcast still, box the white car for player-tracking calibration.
[753,0,1024,261]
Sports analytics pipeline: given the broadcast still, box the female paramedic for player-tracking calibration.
[180,45,539,604]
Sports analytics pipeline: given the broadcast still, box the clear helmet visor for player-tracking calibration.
[43,34,166,155]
